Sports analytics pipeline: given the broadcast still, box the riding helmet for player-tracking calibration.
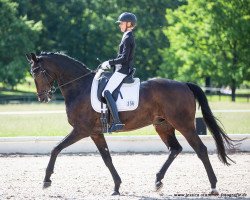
[116,12,137,25]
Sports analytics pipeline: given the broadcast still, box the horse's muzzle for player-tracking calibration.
[37,91,52,103]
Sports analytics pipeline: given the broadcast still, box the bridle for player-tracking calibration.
[30,62,57,99]
[30,61,96,99]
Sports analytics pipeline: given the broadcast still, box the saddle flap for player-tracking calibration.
[91,71,140,113]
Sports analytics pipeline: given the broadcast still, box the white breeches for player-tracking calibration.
[102,71,127,97]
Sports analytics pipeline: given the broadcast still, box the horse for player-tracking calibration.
[26,52,237,195]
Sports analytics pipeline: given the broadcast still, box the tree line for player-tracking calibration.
[0,0,249,101]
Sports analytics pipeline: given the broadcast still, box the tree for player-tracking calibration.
[16,0,182,80]
[158,0,250,101]
[0,0,42,88]
[17,0,127,67]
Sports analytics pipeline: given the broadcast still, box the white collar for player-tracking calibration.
[122,30,132,40]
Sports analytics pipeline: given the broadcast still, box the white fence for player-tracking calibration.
[0,134,249,154]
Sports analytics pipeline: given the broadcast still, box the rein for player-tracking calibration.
[54,70,95,91]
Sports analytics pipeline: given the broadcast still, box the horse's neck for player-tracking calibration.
[52,59,93,103]
[54,59,90,85]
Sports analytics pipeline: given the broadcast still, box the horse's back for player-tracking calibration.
[139,78,196,117]
[141,78,191,95]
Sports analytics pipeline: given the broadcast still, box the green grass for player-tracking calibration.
[0,101,249,137]
[0,114,71,137]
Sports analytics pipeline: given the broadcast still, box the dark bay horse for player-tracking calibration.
[26,52,236,195]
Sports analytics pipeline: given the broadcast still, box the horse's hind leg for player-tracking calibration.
[154,120,182,191]
[91,134,121,195]
[180,126,219,195]
[43,129,84,188]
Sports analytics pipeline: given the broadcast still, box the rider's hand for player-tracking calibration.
[101,61,111,70]
[94,68,104,80]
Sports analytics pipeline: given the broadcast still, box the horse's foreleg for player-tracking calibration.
[91,134,121,195]
[154,121,182,191]
[43,129,83,188]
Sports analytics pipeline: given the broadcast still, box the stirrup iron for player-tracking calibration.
[108,123,124,133]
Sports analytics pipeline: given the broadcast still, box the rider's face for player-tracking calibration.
[119,22,127,32]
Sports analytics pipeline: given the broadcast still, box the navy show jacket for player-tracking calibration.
[109,30,135,75]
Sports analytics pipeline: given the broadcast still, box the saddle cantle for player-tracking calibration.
[91,68,140,113]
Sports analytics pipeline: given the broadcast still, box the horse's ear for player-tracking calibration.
[31,53,38,62]
[26,53,32,63]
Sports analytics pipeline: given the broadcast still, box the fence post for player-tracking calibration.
[196,117,207,135]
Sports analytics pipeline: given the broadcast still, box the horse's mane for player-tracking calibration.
[39,51,90,71]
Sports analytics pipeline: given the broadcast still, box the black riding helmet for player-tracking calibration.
[116,12,137,26]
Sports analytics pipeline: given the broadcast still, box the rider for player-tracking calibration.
[101,12,137,132]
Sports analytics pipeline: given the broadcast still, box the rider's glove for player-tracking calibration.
[101,61,111,70]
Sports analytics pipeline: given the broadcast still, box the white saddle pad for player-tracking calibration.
[91,77,140,113]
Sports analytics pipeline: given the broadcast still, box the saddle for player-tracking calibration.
[97,68,136,103]
[90,68,140,133]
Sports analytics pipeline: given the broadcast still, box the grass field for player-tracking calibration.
[0,101,249,137]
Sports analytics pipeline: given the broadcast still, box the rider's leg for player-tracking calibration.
[102,72,126,132]
[104,90,124,132]
[102,71,127,96]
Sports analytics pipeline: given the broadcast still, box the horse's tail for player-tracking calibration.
[186,82,237,165]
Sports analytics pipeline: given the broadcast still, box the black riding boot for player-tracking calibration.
[103,90,124,132]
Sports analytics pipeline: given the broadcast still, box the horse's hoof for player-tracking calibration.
[43,181,52,189]
[111,191,120,196]
[155,181,163,192]
[210,188,219,195]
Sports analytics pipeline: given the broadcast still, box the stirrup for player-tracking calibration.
[108,123,124,133]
